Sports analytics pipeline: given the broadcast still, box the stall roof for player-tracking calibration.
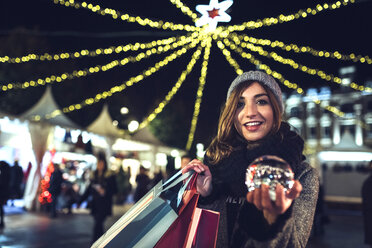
[19,86,81,130]
[86,104,127,139]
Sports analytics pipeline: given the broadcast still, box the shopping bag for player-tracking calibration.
[155,192,220,248]
[185,207,220,248]
[154,194,200,248]
[91,170,196,248]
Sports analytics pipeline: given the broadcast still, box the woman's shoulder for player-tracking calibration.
[295,161,320,186]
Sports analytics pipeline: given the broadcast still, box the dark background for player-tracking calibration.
[0,0,371,150]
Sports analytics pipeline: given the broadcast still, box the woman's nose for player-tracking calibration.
[244,103,257,117]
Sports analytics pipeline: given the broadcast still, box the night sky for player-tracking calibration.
[0,0,371,148]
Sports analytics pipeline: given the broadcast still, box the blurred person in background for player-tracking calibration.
[49,163,63,218]
[78,152,117,244]
[115,166,131,205]
[0,161,11,228]
[133,166,150,202]
[9,160,24,206]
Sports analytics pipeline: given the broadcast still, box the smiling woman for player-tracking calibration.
[182,70,319,248]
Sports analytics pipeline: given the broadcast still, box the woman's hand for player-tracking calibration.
[246,180,302,225]
[182,159,213,197]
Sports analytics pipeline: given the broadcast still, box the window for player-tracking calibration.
[308,127,317,139]
[290,107,301,118]
[322,126,331,138]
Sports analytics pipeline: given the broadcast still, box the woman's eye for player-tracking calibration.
[237,101,244,108]
[257,99,268,105]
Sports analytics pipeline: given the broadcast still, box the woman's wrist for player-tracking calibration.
[263,210,278,225]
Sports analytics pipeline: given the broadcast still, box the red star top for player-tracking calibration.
[207,8,220,19]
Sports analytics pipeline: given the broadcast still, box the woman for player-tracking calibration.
[79,152,117,243]
[183,71,319,247]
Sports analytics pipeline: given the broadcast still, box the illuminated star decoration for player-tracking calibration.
[195,0,233,31]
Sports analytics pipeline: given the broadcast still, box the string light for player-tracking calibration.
[216,39,243,75]
[1,35,197,92]
[52,0,198,32]
[225,0,354,32]
[31,39,201,121]
[138,45,203,130]
[169,0,198,22]
[186,36,212,151]
[0,33,199,63]
[232,33,372,65]
[230,37,372,93]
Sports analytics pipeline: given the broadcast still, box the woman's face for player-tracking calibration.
[233,82,274,142]
[97,160,105,172]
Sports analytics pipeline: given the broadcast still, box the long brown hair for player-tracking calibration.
[205,80,282,164]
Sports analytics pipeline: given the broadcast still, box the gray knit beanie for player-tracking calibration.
[226,71,284,114]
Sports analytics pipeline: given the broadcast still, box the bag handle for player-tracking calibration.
[162,170,194,193]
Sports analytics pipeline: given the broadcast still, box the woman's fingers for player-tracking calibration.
[182,159,210,175]
[286,180,302,199]
[253,187,263,210]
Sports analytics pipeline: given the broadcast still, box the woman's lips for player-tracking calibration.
[244,121,262,132]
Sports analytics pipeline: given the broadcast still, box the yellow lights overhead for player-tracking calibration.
[233,34,371,65]
[0,34,198,63]
[139,45,204,131]
[53,0,198,32]
[36,39,201,121]
[216,39,243,75]
[186,37,212,151]
[226,0,354,32]
[1,34,198,92]
[169,0,198,22]
[230,37,372,93]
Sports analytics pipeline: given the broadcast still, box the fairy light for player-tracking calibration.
[169,0,198,22]
[138,45,203,130]
[186,36,212,151]
[1,35,197,92]
[0,33,199,63]
[232,33,371,65]
[226,0,355,32]
[52,0,198,32]
[216,39,243,75]
[31,39,201,121]
[230,37,372,93]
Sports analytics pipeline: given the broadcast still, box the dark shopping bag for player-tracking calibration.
[185,207,220,248]
[91,170,197,248]
[155,191,220,248]
[154,194,199,248]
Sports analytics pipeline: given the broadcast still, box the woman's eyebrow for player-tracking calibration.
[254,93,268,98]
[239,93,268,100]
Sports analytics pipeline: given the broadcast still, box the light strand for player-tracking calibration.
[169,0,198,22]
[0,33,199,63]
[232,33,372,65]
[1,35,196,92]
[52,0,198,32]
[186,36,212,151]
[138,45,203,131]
[231,37,372,93]
[31,39,201,121]
[225,0,355,32]
[216,39,243,75]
